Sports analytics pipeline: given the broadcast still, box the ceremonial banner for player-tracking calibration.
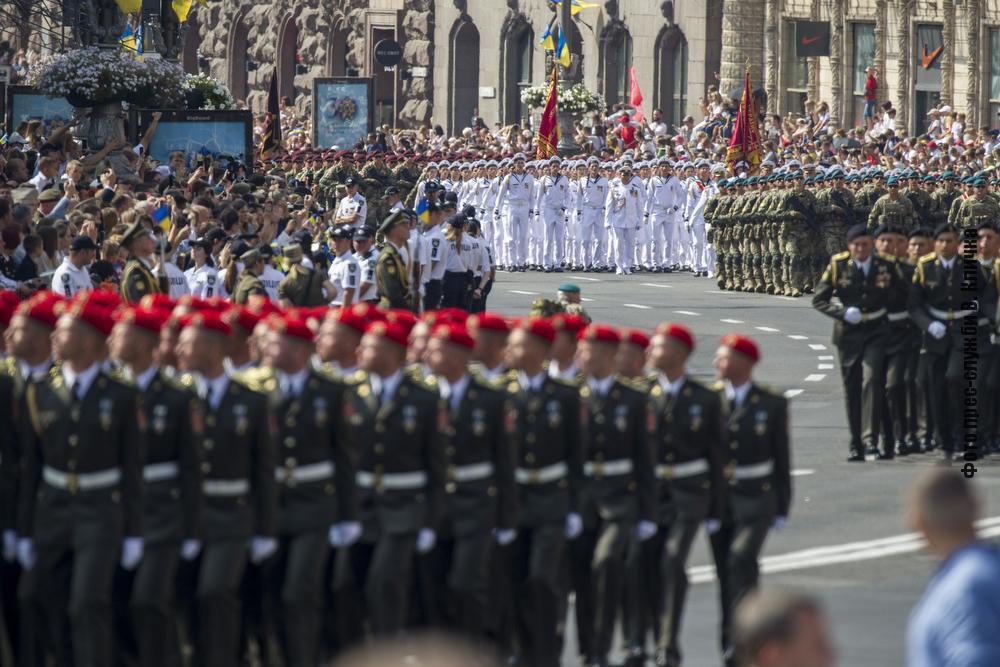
[536,64,560,159]
[725,67,763,175]
[629,66,645,123]
[313,77,374,149]
[259,70,281,159]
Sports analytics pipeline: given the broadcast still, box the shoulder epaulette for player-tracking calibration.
[107,367,134,386]
[231,367,277,393]
[713,379,725,391]
[832,251,850,261]
[345,369,366,385]
[754,382,784,399]
[919,252,938,263]
[2,357,16,376]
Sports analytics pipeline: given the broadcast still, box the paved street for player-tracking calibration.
[488,271,1000,667]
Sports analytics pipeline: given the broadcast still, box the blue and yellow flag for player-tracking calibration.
[556,25,570,67]
[539,20,555,52]
[171,0,206,23]
[120,23,137,52]
[549,0,598,16]
[415,197,430,225]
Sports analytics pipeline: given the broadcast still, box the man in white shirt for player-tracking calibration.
[494,154,535,271]
[327,225,360,307]
[51,236,97,298]
[577,157,609,271]
[645,159,686,272]
[534,156,570,272]
[604,159,646,275]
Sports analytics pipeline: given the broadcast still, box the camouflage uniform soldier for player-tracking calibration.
[929,172,959,226]
[867,177,915,231]
[853,172,886,225]
[901,172,934,228]
[392,155,421,202]
[780,173,817,297]
[955,178,1000,229]
[816,170,855,261]
[360,152,394,227]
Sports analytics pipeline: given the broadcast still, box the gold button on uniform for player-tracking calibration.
[68,434,79,447]
[200,462,211,473]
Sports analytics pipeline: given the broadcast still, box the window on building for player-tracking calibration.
[516,28,532,122]
[852,23,875,126]
[603,25,633,105]
[671,36,688,124]
[991,29,1000,128]
[783,21,809,115]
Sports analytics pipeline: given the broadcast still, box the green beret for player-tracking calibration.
[557,283,580,294]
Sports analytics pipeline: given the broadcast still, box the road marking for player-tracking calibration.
[642,283,674,289]
[720,318,744,324]
[784,389,804,398]
[808,343,827,350]
[623,303,652,310]
[687,516,1000,584]
[788,335,809,340]
[775,296,797,301]
[817,364,834,370]
[755,326,781,332]
[509,290,538,295]
[674,310,700,316]
[804,374,826,382]
[818,355,834,360]
[569,276,600,282]
[791,468,815,477]
[581,297,594,302]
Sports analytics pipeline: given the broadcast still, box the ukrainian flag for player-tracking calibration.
[416,197,430,225]
[556,25,570,67]
[549,0,598,16]
[120,24,137,52]
[539,20,555,52]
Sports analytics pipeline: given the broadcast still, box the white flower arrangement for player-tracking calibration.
[520,82,605,116]
[183,73,236,111]
[30,46,185,108]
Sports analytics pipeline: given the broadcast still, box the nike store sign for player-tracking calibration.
[795,21,831,57]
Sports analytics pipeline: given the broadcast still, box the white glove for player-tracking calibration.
[249,536,278,564]
[705,519,722,535]
[180,539,202,561]
[564,512,583,540]
[16,538,34,570]
[121,537,144,570]
[330,521,362,548]
[843,306,862,324]
[493,528,517,546]
[636,520,658,542]
[772,516,787,531]
[416,528,436,554]
[928,321,947,339]
[2,530,16,562]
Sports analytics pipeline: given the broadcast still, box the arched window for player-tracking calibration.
[450,19,481,133]
[601,22,632,105]
[277,17,299,102]
[655,27,688,125]
[227,13,249,102]
[503,22,534,124]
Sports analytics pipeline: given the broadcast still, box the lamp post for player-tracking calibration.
[556,0,577,156]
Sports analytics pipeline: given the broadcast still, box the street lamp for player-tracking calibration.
[556,0,577,156]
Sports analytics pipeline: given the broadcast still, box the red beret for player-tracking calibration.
[64,300,116,337]
[654,323,694,350]
[270,315,314,343]
[385,308,418,334]
[331,307,369,336]
[15,291,63,329]
[431,322,474,350]
[515,316,556,344]
[226,305,263,334]
[183,311,232,337]
[551,313,587,335]
[624,328,651,349]
[468,312,509,334]
[115,307,169,335]
[349,302,382,324]
[74,288,122,310]
[579,323,621,345]
[247,295,282,318]
[364,320,409,348]
[139,294,176,312]
[721,333,760,363]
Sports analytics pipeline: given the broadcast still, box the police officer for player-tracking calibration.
[812,224,904,460]
[571,324,656,667]
[109,306,204,667]
[708,334,791,667]
[121,220,168,303]
[51,236,97,298]
[327,225,361,308]
[353,227,380,305]
[174,311,277,667]
[184,238,219,299]
[375,211,413,310]
[645,323,726,667]
[17,298,145,667]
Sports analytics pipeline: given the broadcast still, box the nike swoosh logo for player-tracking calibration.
[921,44,943,69]
[801,36,821,45]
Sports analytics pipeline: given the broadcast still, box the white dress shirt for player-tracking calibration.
[62,362,101,399]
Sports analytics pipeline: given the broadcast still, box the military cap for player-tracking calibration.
[352,227,374,241]
[971,177,987,188]
[933,223,959,239]
[975,221,997,233]
[38,188,62,203]
[886,176,900,186]
[121,220,156,247]
[239,248,261,265]
[282,244,304,262]
[344,176,358,186]
[846,224,870,242]
[383,186,401,197]
[720,333,760,363]
[557,283,581,294]
[329,225,354,240]
[909,227,932,239]
[377,210,409,236]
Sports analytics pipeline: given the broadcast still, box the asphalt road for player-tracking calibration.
[485,269,1000,667]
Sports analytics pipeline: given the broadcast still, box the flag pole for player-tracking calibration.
[556,0,576,156]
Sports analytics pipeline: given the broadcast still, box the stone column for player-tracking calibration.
[399,0,434,127]
[764,0,778,113]
[941,0,954,107]
[896,0,913,132]
[967,0,981,127]
[829,0,843,127]
[874,0,886,91]
[719,0,765,98]
[809,0,821,102]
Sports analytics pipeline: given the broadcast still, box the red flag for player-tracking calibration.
[629,66,644,123]
[725,67,763,175]
[259,70,282,160]
[536,64,560,159]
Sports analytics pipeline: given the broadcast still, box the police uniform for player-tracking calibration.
[184,262,220,300]
[328,249,361,307]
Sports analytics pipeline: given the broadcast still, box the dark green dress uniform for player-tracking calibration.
[975,259,999,454]
[570,377,655,664]
[881,259,925,456]
[812,250,905,458]
[194,372,276,667]
[264,367,356,667]
[376,242,411,310]
[232,270,268,305]
[708,382,791,667]
[130,369,204,667]
[645,376,726,667]
[277,263,328,307]
[121,257,166,304]
[336,371,446,638]
[505,373,584,667]
[18,365,144,667]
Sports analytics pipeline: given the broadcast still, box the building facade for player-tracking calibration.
[7,0,1000,137]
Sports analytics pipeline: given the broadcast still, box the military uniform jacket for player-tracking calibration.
[718,383,792,521]
[376,242,411,310]
[199,375,276,541]
[233,271,268,305]
[887,260,921,354]
[342,373,446,536]
[18,366,144,546]
[577,379,655,527]
[272,368,357,536]
[647,377,726,525]
[139,370,203,544]
[908,253,984,354]
[812,251,905,362]
[0,361,20,534]
[121,257,165,304]
[505,375,585,528]
[440,374,518,537]
[278,263,328,307]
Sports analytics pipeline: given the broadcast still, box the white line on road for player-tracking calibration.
[817,364,834,370]
[623,303,652,310]
[569,276,600,281]
[674,310,700,316]
[788,335,809,340]
[808,343,828,350]
[755,326,781,332]
[720,318,744,324]
[791,468,816,477]
[804,374,826,382]
[508,290,538,295]
[783,389,804,398]
[775,296,797,301]
[580,297,594,302]
[641,283,674,289]
[818,355,834,360]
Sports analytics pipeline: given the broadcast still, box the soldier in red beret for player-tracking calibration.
[468,312,511,382]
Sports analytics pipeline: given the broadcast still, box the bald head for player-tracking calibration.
[909,468,979,552]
